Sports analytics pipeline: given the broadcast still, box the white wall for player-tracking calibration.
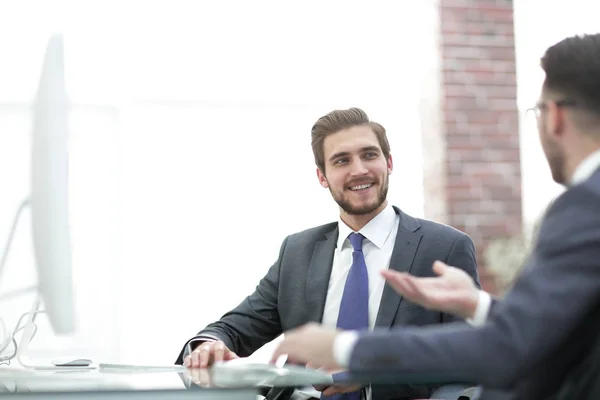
[0,0,429,365]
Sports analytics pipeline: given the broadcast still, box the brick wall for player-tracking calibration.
[422,0,522,293]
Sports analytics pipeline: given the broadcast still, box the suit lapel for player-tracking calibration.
[375,207,422,328]
[305,226,338,323]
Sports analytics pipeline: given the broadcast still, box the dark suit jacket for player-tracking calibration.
[554,322,600,400]
[349,169,600,400]
[176,206,480,399]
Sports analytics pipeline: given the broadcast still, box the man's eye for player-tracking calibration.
[364,152,377,159]
[334,158,348,165]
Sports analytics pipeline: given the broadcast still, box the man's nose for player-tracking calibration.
[349,159,369,176]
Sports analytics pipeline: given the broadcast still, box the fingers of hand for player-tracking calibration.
[270,344,286,365]
[189,341,229,368]
[380,270,406,280]
[381,271,410,288]
[405,276,424,293]
[190,344,208,368]
[306,362,330,371]
[433,261,447,275]
[388,275,419,297]
[212,341,226,363]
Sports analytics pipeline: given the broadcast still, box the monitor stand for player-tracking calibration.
[0,200,94,372]
[13,296,96,371]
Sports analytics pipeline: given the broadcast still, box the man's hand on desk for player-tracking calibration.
[381,261,480,320]
[271,323,341,370]
[184,340,239,368]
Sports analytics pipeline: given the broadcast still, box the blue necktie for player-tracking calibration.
[322,232,369,400]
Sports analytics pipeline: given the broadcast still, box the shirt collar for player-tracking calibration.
[571,149,600,186]
[337,203,396,250]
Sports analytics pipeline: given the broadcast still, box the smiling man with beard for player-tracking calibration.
[175,107,480,400]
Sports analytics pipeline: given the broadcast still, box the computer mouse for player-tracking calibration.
[51,357,94,367]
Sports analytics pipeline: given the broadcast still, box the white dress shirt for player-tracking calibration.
[296,204,399,399]
[333,149,600,367]
[570,148,600,186]
[322,203,399,330]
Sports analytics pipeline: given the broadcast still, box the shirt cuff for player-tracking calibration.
[184,336,218,359]
[333,331,360,368]
[466,290,492,327]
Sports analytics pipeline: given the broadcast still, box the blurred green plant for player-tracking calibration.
[484,214,544,295]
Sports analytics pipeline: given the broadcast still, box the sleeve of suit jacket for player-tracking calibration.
[349,184,600,389]
[174,236,289,364]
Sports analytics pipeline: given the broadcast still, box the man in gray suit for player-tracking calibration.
[176,107,480,399]
[271,34,600,400]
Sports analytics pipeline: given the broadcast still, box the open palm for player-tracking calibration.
[381,261,480,319]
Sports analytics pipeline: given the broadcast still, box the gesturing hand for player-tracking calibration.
[270,323,341,371]
[382,261,480,320]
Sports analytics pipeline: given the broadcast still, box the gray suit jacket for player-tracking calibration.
[349,169,600,400]
[176,206,479,399]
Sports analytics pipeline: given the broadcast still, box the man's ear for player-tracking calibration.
[387,154,393,175]
[317,168,329,188]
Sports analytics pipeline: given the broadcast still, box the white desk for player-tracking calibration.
[0,362,333,399]
[0,390,252,400]
[0,367,255,399]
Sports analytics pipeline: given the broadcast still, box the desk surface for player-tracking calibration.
[0,362,474,398]
[0,363,332,398]
[0,389,253,400]
[0,367,255,399]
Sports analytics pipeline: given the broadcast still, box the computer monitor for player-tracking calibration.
[0,33,80,370]
[30,33,74,335]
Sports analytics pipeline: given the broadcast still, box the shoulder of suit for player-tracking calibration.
[413,216,469,238]
[389,205,467,238]
[285,221,338,242]
[408,218,468,242]
[581,167,600,197]
[547,177,600,218]
[392,206,470,240]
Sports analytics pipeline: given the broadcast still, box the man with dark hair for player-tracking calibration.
[272,33,600,400]
[176,107,480,399]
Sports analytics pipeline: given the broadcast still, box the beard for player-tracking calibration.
[547,148,567,184]
[540,126,567,184]
[330,174,389,215]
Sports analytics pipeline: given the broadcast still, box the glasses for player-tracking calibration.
[526,99,577,121]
